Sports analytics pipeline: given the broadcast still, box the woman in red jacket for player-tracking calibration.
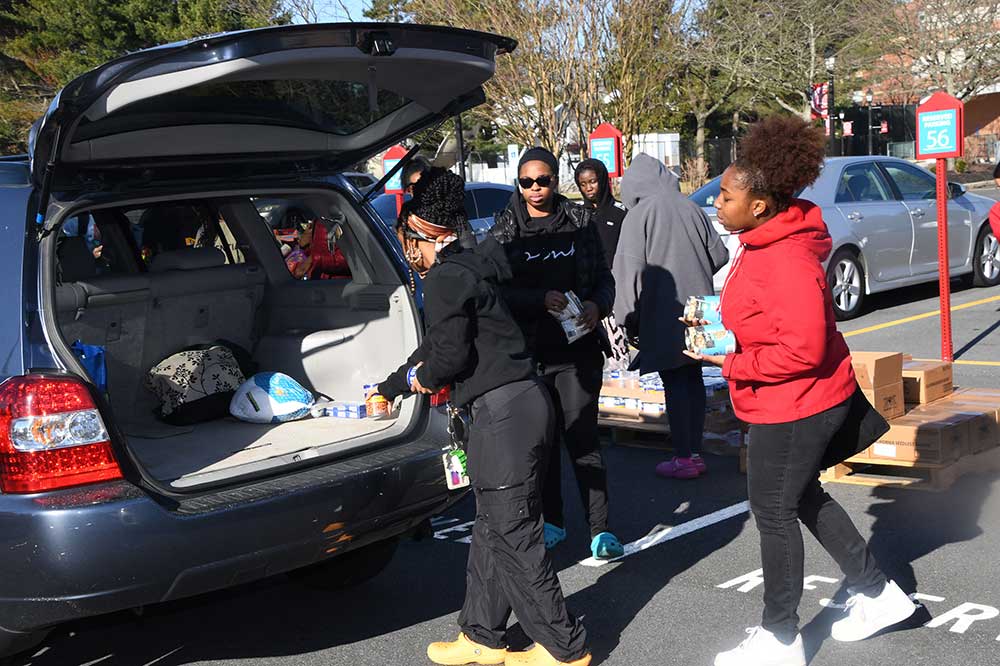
[689,117,916,666]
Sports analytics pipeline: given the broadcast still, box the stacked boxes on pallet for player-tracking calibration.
[599,367,747,456]
[845,353,999,466]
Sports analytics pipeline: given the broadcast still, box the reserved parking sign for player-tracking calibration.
[915,92,964,161]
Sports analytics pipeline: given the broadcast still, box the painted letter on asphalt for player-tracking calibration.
[717,569,765,593]
[926,603,1000,633]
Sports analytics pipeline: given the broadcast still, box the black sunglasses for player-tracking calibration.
[518,174,554,189]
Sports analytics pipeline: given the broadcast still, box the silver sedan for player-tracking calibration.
[690,156,1000,319]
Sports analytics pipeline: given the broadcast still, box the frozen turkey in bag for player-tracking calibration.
[230,372,315,423]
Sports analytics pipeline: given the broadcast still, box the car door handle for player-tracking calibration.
[847,212,864,221]
[911,208,925,218]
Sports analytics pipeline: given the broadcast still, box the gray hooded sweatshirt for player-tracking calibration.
[613,153,729,373]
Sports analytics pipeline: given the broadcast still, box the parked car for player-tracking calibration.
[0,22,514,657]
[689,156,1000,319]
[343,171,381,194]
[371,181,515,242]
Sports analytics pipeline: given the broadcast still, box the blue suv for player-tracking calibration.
[0,23,513,657]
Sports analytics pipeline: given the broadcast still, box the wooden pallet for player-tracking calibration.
[598,416,671,449]
[820,446,1000,492]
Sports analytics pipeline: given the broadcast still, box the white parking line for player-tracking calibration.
[578,501,751,568]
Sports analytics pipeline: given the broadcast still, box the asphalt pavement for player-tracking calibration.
[16,189,1000,666]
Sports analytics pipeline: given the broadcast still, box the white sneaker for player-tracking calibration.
[831,580,917,642]
[714,627,806,666]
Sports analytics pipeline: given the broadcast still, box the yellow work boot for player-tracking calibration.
[427,632,507,665]
[504,644,592,666]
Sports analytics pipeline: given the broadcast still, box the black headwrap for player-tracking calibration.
[574,158,613,210]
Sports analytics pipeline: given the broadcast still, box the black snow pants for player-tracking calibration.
[457,379,589,662]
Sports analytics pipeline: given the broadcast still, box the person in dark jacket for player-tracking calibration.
[491,147,623,561]
[575,159,630,369]
[375,168,591,666]
[691,117,915,666]
[613,154,729,480]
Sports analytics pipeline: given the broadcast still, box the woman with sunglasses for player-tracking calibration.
[490,147,623,561]
[375,167,591,666]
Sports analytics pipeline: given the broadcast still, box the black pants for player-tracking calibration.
[748,397,887,642]
[659,363,706,458]
[539,357,610,538]
[458,380,588,662]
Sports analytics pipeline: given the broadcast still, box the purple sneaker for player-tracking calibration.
[691,454,708,474]
[655,457,701,479]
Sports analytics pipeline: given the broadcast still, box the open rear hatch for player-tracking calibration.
[36,23,515,493]
[30,22,515,193]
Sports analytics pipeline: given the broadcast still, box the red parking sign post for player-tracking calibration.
[588,123,624,181]
[915,92,965,362]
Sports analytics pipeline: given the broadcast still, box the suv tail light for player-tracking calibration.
[0,375,122,493]
[430,385,451,408]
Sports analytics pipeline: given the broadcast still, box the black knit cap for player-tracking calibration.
[409,167,467,230]
[518,147,559,175]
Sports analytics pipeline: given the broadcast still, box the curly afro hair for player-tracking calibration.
[732,116,826,211]
[409,167,467,230]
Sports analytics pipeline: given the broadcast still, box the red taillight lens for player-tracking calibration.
[0,375,122,493]
[430,385,451,408]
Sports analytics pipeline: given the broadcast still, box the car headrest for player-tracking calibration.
[57,236,98,282]
[847,175,870,201]
[150,247,226,273]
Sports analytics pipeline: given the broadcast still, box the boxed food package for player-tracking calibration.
[684,295,722,324]
[851,351,903,391]
[901,360,953,404]
[553,291,590,344]
[862,383,905,420]
[867,411,967,464]
[685,324,736,356]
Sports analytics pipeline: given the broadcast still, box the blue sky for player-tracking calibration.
[315,0,372,21]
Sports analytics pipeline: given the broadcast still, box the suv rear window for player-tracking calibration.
[75,80,412,140]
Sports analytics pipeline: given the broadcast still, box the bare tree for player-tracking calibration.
[598,0,680,161]
[408,0,602,160]
[857,0,1000,101]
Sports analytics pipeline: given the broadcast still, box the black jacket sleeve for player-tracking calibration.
[378,341,428,400]
[413,265,477,391]
[583,221,616,318]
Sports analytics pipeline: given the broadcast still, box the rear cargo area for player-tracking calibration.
[49,190,423,489]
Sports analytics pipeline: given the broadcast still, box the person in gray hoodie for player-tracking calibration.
[613,153,729,479]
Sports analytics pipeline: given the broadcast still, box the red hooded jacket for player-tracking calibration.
[721,199,856,424]
[989,202,1000,240]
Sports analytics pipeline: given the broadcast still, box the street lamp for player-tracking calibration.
[839,111,846,156]
[825,49,837,156]
[866,88,874,156]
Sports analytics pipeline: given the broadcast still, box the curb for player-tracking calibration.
[966,180,996,190]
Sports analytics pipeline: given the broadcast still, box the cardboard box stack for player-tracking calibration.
[843,354,1000,466]
[902,360,953,405]
[599,367,746,456]
[851,352,905,419]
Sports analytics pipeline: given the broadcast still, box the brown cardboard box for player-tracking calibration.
[851,352,904,390]
[862,382,905,420]
[952,388,1000,405]
[868,412,966,464]
[965,412,1000,454]
[902,360,953,404]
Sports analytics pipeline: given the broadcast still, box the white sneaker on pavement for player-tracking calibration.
[714,626,806,666]
[831,580,917,642]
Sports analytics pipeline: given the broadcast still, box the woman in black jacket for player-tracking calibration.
[375,168,591,666]
[575,158,630,370]
[491,147,623,561]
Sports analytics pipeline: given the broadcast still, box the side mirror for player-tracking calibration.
[948,182,967,199]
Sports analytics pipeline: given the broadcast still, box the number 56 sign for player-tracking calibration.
[916,92,964,160]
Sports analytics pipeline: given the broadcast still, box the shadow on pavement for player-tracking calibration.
[801,471,998,662]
